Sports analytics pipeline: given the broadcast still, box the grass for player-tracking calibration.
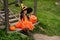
[21,0,60,36]
[0,0,60,36]
[0,30,32,40]
[37,0,60,36]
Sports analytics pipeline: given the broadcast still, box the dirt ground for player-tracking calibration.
[33,34,60,40]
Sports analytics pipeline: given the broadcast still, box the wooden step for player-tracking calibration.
[9,16,15,19]
[0,23,4,25]
[0,13,5,16]
[9,18,18,23]
[0,11,5,13]
[9,18,18,21]
[0,25,5,29]
[0,14,5,20]
[10,22,18,25]
[9,15,15,17]
[0,21,5,26]
[7,28,22,33]
[9,15,16,19]
[0,18,4,21]
[0,13,10,17]
[2,12,12,17]
[2,15,16,19]
[33,22,40,26]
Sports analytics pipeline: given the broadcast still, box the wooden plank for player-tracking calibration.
[9,16,15,19]
[2,15,16,19]
[33,22,39,26]
[0,11,5,13]
[9,18,18,23]
[10,22,18,25]
[9,15,15,17]
[0,25,5,29]
[9,18,18,21]
[0,14,5,20]
[0,22,4,25]
[0,13,5,15]
[7,28,22,33]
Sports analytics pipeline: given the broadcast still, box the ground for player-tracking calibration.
[33,34,60,40]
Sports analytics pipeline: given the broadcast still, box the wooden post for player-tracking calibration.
[34,0,37,16]
[3,0,9,33]
[17,0,22,4]
[0,0,3,4]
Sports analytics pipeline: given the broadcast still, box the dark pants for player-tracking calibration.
[20,30,34,40]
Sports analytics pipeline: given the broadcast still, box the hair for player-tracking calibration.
[20,7,33,20]
[23,7,33,13]
[20,11,24,20]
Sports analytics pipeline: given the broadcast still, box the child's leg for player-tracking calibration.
[26,30,35,40]
[20,29,35,40]
[20,30,27,35]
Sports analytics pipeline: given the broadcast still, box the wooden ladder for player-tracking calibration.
[0,10,19,29]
